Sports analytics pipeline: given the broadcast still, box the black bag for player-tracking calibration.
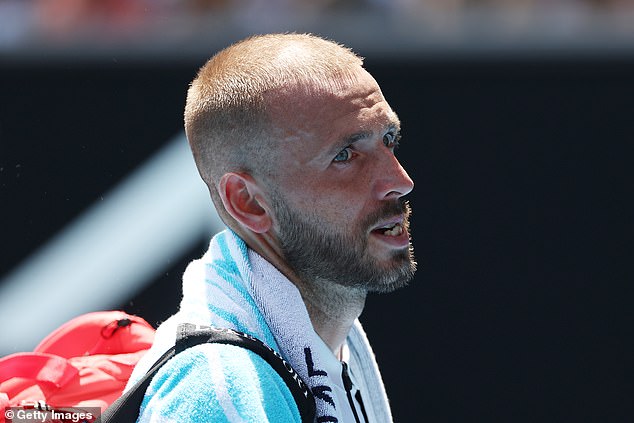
[102,323,315,422]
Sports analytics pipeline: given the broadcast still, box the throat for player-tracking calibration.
[298,279,366,355]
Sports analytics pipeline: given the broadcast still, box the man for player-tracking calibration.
[127,33,416,422]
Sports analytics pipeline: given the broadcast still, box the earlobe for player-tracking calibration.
[218,173,272,233]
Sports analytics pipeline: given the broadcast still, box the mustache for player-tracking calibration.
[363,199,412,231]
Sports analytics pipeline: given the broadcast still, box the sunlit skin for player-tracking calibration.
[268,71,413,256]
[219,65,415,355]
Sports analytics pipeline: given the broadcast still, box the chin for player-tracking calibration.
[364,254,416,294]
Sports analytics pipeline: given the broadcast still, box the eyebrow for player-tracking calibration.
[326,131,372,157]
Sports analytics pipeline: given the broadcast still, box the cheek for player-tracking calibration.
[305,186,371,226]
[281,165,375,223]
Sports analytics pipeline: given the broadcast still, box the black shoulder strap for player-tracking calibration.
[101,323,315,423]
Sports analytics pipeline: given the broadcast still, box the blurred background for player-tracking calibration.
[1,1,632,421]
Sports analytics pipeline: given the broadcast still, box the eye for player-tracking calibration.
[383,131,401,149]
[333,147,353,163]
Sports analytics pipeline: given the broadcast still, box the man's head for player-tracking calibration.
[186,33,416,293]
[185,33,363,205]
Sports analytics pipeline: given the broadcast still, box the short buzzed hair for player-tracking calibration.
[184,33,364,215]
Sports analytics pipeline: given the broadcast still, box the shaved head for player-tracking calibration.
[184,33,364,219]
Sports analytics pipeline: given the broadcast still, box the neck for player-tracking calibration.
[237,228,367,355]
[298,279,367,355]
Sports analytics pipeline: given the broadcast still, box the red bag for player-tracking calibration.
[0,311,155,423]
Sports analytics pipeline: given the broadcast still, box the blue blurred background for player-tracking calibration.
[1,1,632,421]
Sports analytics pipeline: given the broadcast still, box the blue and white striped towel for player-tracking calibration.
[126,229,392,422]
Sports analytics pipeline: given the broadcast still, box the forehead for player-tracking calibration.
[264,68,398,145]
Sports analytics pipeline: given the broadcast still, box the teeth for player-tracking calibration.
[383,223,403,236]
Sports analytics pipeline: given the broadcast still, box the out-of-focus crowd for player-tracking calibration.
[0,0,632,47]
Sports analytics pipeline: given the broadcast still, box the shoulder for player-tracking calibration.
[137,343,301,423]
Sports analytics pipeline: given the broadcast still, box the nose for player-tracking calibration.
[374,152,414,200]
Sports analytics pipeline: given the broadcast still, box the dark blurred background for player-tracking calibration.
[1,1,632,422]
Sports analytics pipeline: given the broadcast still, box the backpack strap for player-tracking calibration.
[101,323,315,423]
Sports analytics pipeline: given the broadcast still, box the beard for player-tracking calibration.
[269,191,417,293]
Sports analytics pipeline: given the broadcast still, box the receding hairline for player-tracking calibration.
[185,32,365,123]
[183,33,368,223]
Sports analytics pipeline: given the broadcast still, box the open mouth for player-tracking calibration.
[370,220,409,248]
[372,222,404,237]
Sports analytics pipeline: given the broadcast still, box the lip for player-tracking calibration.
[370,215,405,232]
[369,215,410,248]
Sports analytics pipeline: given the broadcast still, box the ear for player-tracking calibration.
[218,172,272,234]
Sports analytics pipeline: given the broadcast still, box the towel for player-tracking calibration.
[127,229,393,422]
